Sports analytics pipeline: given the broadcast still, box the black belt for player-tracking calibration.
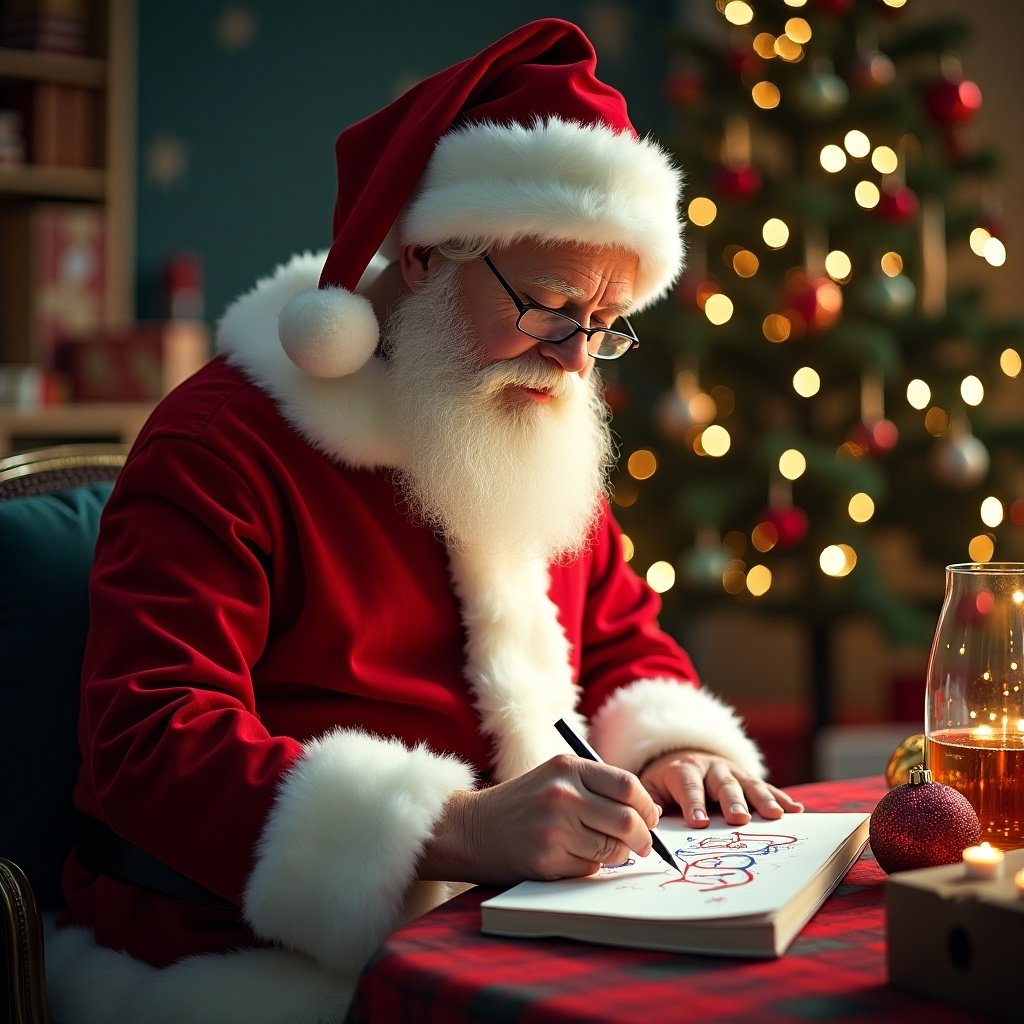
[76,815,238,912]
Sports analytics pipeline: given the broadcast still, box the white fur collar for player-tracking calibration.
[216,251,402,470]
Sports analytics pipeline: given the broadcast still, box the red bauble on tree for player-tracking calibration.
[846,419,900,457]
[783,274,843,335]
[758,505,809,550]
[714,163,762,201]
[924,75,982,124]
[869,766,981,873]
[875,185,918,224]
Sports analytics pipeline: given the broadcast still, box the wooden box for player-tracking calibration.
[886,848,1024,1019]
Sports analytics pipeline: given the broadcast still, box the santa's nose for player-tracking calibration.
[536,332,591,374]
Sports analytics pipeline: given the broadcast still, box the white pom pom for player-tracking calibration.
[278,287,379,378]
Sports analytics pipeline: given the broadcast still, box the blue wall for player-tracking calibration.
[136,1,675,328]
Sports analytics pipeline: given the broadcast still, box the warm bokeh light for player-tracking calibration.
[1000,348,1022,378]
[969,534,995,562]
[880,252,903,277]
[723,1,754,26]
[924,407,949,437]
[700,424,732,457]
[774,35,803,61]
[752,81,781,109]
[970,227,991,256]
[820,144,847,173]
[906,378,931,410]
[848,492,875,523]
[762,218,790,248]
[871,146,898,174]
[779,448,807,480]
[984,237,1007,267]
[784,17,811,43]
[746,564,772,596]
[620,533,635,561]
[705,293,734,325]
[844,130,870,158]
[627,449,657,480]
[763,313,792,342]
[825,250,852,281]
[722,561,746,595]
[855,181,880,208]
[793,366,821,397]
[961,375,984,406]
[980,497,1004,528]
[751,521,779,552]
[647,560,676,593]
[732,249,760,277]
[710,385,734,417]
[688,196,717,227]
[820,543,857,577]
[753,33,777,59]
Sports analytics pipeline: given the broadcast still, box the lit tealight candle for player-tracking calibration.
[963,842,1005,880]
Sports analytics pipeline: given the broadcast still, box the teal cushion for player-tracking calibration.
[0,482,113,908]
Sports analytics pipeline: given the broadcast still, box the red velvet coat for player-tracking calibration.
[50,254,764,1024]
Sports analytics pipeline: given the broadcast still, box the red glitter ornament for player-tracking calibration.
[869,766,981,874]
[714,164,762,201]
[759,505,809,549]
[875,186,918,224]
[924,75,982,124]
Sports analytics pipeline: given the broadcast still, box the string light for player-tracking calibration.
[647,561,676,593]
[705,293,734,325]
[880,252,903,276]
[779,449,807,480]
[820,144,847,172]
[825,250,852,281]
[848,493,875,522]
[732,249,760,277]
[793,366,820,397]
[970,227,991,256]
[960,375,984,406]
[723,2,754,26]
[752,82,781,109]
[871,146,898,173]
[751,521,779,552]
[1000,349,1022,377]
[627,449,657,480]
[969,534,995,562]
[844,130,870,158]
[612,480,638,507]
[762,218,790,248]
[774,35,803,62]
[746,564,772,596]
[752,34,777,59]
[924,407,949,436]
[984,237,1007,267]
[820,544,857,577]
[906,379,931,410]
[688,197,717,226]
[980,497,1004,528]
[762,314,791,342]
[784,18,812,44]
[620,534,635,561]
[722,561,747,594]
[700,424,731,457]
[855,181,880,208]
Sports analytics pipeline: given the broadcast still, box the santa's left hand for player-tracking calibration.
[638,749,804,828]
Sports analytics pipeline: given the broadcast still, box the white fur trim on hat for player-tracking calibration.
[402,116,685,312]
[243,727,476,974]
[278,286,378,378]
[589,678,766,779]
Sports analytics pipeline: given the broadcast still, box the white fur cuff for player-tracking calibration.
[589,678,766,779]
[242,728,475,974]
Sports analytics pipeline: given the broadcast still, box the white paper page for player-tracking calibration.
[485,812,868,922]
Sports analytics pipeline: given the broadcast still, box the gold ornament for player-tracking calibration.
[885,732,925,789]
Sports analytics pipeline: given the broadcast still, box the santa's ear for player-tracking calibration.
[399,244,435,289]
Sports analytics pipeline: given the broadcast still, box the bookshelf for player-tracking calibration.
[0,0,139,450]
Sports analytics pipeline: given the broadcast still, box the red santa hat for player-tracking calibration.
[279,17,684,378]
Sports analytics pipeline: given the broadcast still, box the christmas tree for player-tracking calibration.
[610,0,1024,727]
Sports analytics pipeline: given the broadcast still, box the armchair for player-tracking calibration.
[0,444,128,1024]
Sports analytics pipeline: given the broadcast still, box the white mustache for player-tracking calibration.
[474,355,577,402]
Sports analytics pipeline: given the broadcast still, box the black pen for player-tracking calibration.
[554,718,682,875]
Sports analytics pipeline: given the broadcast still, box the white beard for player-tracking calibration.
[382,260,615,562]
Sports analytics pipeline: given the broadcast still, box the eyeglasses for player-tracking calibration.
[480,254,639,361]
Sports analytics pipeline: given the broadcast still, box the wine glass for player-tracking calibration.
[925,562,1024,850]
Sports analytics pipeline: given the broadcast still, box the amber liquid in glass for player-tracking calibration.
[927,729,1024,850]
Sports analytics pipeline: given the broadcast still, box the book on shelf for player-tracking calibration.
[480,812,870,958]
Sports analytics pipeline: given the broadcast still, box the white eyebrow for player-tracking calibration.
[523,272,634,315]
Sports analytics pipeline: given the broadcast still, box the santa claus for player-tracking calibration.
[48,18,801,1024]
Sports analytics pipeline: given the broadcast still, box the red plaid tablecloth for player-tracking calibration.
[345,777,988,1023]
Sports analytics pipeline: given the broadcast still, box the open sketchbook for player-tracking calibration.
[480,812,869,958]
